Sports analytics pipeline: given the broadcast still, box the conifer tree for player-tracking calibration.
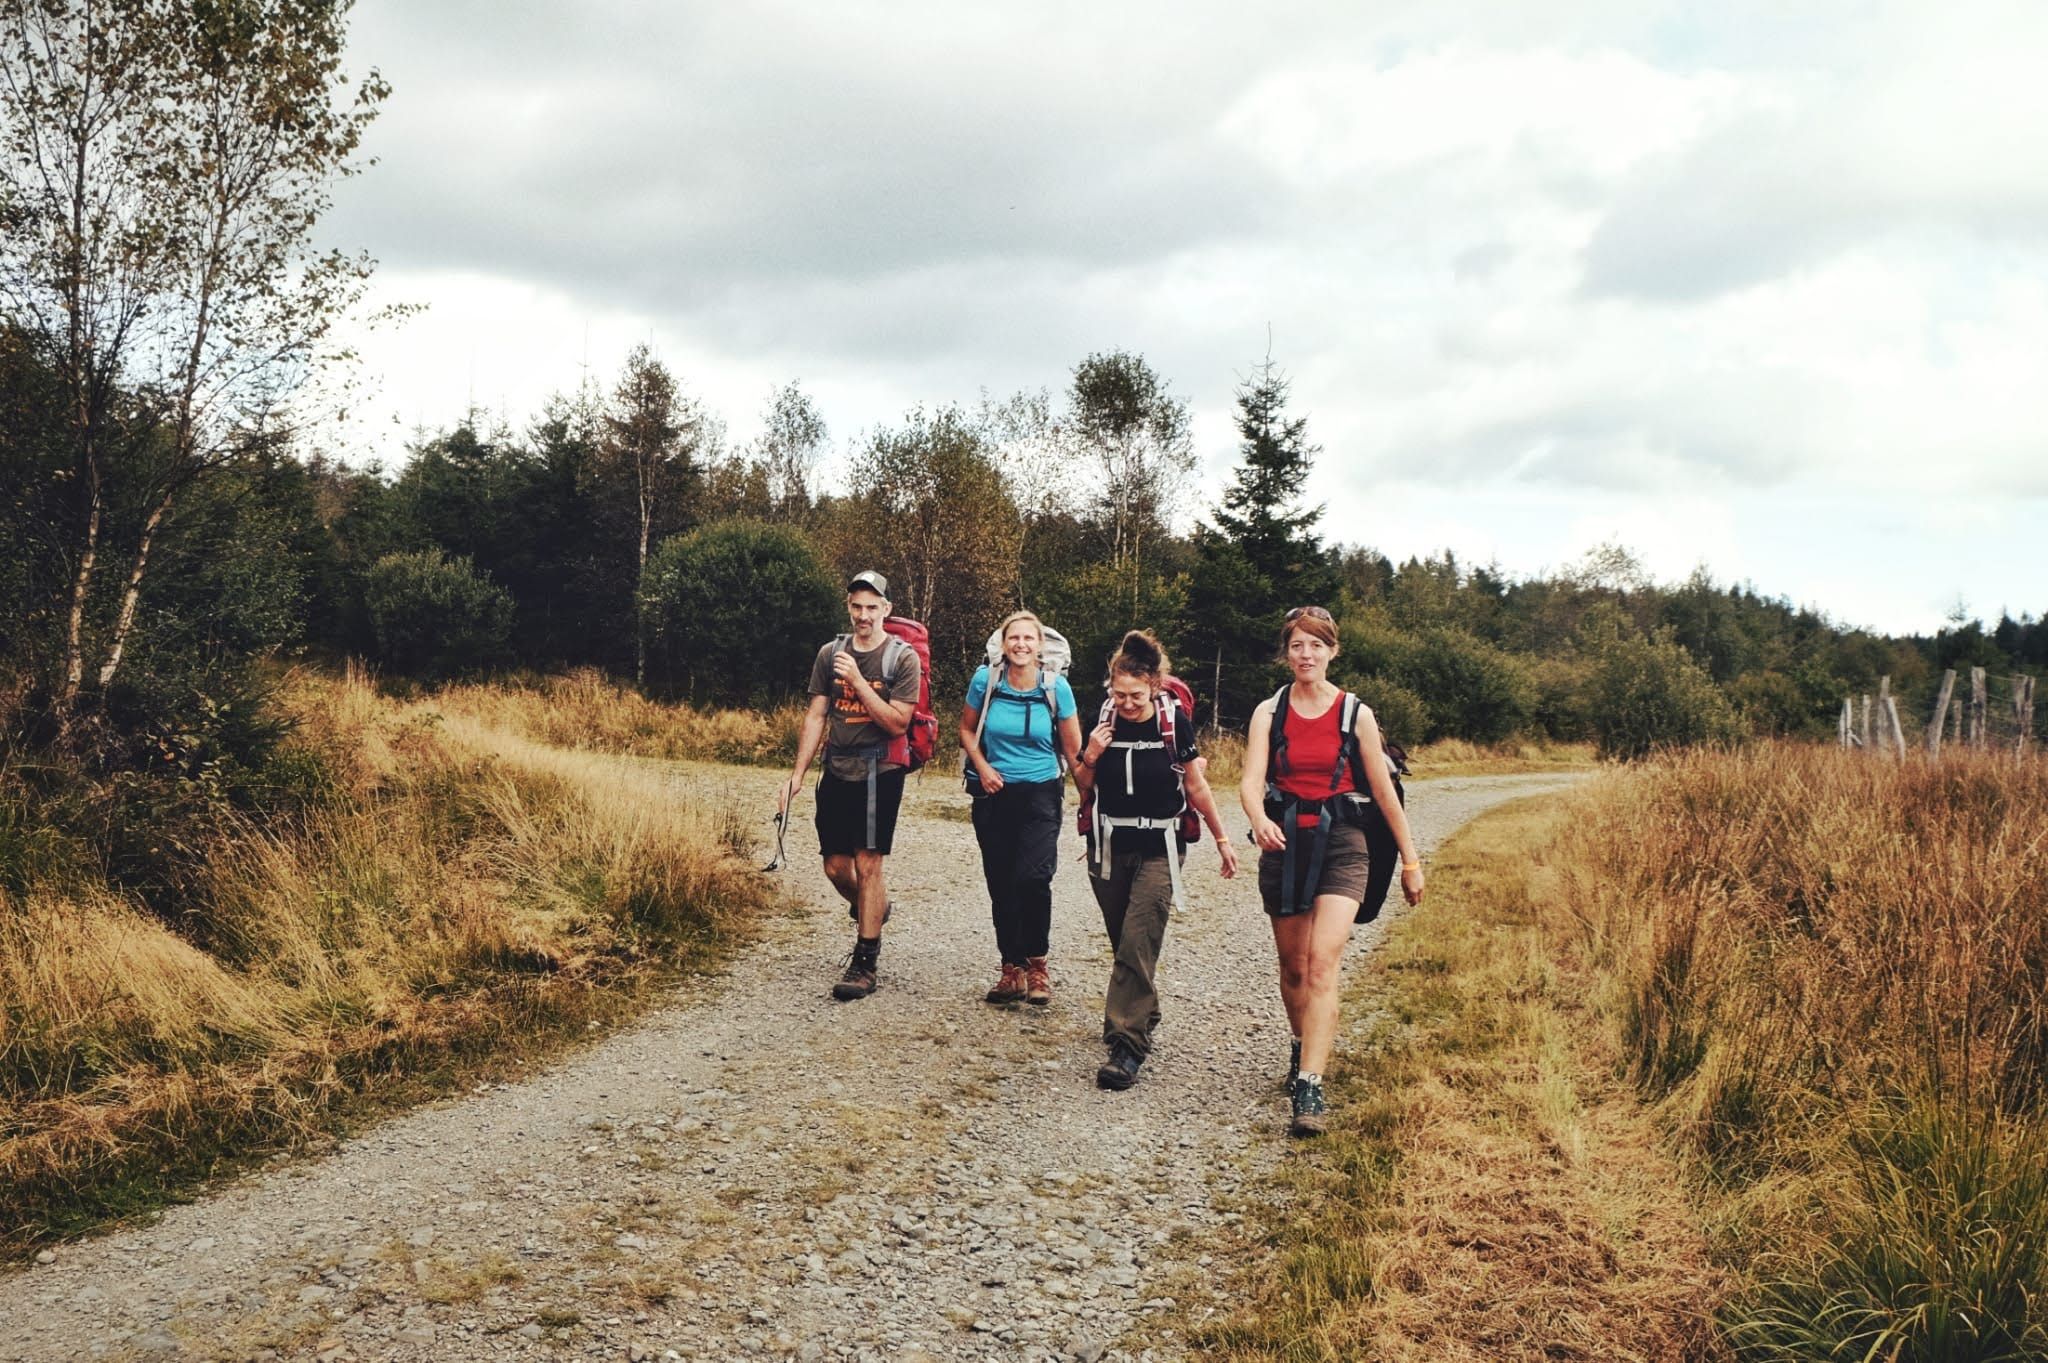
[1189,358,1336,725]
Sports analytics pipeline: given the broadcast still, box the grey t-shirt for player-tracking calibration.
[809,635,922,781]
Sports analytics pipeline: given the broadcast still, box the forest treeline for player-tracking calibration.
[7,327,2043,782]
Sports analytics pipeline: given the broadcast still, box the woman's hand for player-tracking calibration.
[1216,837,1239,879]
[974,758,1005,794]
[1083,719,1114,766]
[1401,863,1425,906]
[1250,815,1288,852]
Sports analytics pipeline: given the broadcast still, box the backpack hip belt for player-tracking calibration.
[1089,812,1185,915]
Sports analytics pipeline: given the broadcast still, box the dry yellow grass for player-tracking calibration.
[1536,744,2048,1360]
[1202,747,2048,1361]
[1196,797,1728,1362]
[422,669,805,766]
[0,670,775,1251]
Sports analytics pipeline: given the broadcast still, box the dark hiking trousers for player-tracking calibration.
[969,778,1063,964]
[1090,844,1183,1058]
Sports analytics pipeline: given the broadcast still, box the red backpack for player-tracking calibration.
[862,617,935,771]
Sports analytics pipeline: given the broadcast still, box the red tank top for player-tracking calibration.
[1275,692,1356,824]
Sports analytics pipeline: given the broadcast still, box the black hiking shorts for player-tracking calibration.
[816,769,907,857]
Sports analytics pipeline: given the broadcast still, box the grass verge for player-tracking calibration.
[1191,795,1727,1362]
[0,671,776,1255]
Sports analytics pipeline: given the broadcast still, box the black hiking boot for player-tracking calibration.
[1095,1041,1142,1091]
[1288,1076,1328,1138]
[832,940,880,1001]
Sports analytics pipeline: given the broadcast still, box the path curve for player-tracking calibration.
[1,769,1582,1363]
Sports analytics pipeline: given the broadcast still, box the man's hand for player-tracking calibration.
[831,651,864,687]
[779,773,802,816]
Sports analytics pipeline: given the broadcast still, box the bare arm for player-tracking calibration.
[960,696,1001,792]
[782,694,830,813]
[1057,712,1084,770]
[834,652,915,737]
[1355,704,1424,905]
[1182,758,1239,879]
[1240,698,1286,852]
[1072,716,1112,802]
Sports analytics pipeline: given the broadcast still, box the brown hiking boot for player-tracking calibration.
[985,962,1027,1005]
[1024,957,1052,1006]
[831,942,880,1001]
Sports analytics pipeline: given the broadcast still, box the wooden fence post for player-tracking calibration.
[1839,697,1853,748]
[1861,694,1872,752]
[1969,668,1987,747]
[1926,669,1956,757]
[1883,696,1907,759]
[2017,675,2037,756]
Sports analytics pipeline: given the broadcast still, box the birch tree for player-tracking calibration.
[1065,350,1193,618]
[0,0,385,734]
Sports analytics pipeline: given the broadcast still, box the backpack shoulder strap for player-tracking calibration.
[1335,691,1362,792]
[1267,685,1292,775]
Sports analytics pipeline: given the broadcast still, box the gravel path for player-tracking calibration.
[1,768,1583,1363]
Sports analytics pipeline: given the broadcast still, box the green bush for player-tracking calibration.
[364,549,514,682]
[1397,628,1533,743]
[1587,628,1742,758]
[640,519,841,706]
[1336,675,1429,750]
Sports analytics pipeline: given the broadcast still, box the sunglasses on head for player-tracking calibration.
[1284,605,1333,623]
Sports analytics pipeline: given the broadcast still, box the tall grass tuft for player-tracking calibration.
[1537,744,2048,1358]
[0,670,774,1251]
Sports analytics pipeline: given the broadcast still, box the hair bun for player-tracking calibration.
[1118,630,1161,670]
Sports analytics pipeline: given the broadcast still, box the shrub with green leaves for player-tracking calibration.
[364,549,514,682]
[639,518,841,706]
[1586,627,1741,758]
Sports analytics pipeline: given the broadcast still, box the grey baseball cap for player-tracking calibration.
[847,570,889,599]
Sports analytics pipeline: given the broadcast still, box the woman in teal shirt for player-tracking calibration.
[960,610,1082,1006]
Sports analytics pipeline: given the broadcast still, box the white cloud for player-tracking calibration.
[321,0,2048,635]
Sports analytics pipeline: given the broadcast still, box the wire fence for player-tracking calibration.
[1840,667,2038,757]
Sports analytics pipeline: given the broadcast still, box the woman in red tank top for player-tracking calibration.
[1238,606,1424,1139]
[1271,691,1356,824]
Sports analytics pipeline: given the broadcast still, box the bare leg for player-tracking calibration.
[1270,912,1312,1040]
[1295,894,1359,1075]
[853,849,888,937]
[822,854,859,907]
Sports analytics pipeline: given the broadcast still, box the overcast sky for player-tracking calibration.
[323,0,2048,636]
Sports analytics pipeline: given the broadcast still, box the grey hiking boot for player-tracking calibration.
[1288,1076,1328,1138]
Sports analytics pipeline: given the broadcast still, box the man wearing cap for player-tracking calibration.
[782,571,922,1000]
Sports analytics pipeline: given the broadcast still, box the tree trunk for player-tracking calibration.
[96,490,173,692]
[56,471,103,724]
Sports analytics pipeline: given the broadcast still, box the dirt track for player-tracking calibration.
[0,767,1583,1363]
